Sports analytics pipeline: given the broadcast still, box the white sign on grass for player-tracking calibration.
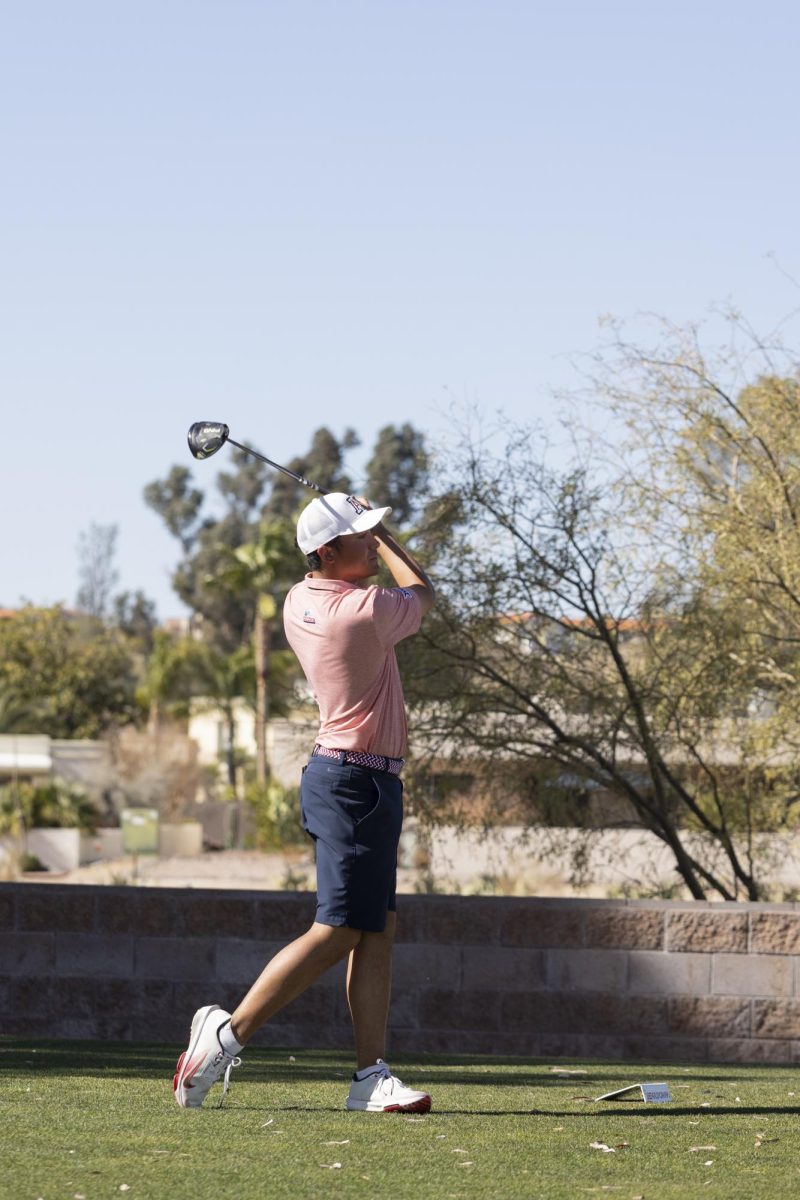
[595,1082,673,1104]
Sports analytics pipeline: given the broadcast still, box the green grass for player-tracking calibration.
[2,1042,799,1199]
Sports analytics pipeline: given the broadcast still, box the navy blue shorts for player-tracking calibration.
[300,755,404,933]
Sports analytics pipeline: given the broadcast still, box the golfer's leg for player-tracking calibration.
[231,922,361,1044]
[346,912,396,1069]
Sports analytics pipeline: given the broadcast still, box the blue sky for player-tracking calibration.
[2,1,799,617]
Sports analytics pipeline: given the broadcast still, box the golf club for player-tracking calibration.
[187,421,324,493]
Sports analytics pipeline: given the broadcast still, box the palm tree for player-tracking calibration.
[137,630,197,739]
[214,517,298,785]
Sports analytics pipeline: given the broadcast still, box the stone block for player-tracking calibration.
[132,1015,187,1044]
[750,912,800,955]
[501,904,583,949]
[709,1037,795,1064]
[134,937,215,981]
[539,1032,625,1060]
[545,949,627,993]
[400,1027,537,1057]
[387,987,419,1030]
[572,993,668,1037]
[752,999,800,1039]
[0,889,15,930]
[254,894,316,939]
[18,888,95,933]
[668,995,751,1038]
[55,933,134,978]
[622,1035,709,1062]
[212,896,259,939]
[9,976,56,1017]
[96,889,178,936]
[712,954,792,998]
[628,951,710,995]
[462,945,546,991]
[0,1016,52,1037]
[584,908,664,950]
[58,976,131,1018]
[128,978,175,1017]
[392,942,462,989]
[501,991,565,1034]
[418,987,502,1031]
[666,911,748,953]
[0,932,54,975]
[267,982,340,1027]
[49,1016,133,1041]
[214,938,284,984]
[413,897,502,946]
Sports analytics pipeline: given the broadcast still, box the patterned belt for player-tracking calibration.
[312,743,405,776]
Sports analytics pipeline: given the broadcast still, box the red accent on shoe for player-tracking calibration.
[173,1052,185,1093]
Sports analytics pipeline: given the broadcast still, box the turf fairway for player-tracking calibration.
[2,1043,799,1199]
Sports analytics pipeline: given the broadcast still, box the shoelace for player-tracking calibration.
[375,1068,403,1097]
[219,1056,242,1106]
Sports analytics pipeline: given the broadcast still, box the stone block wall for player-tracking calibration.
[1,885,799,1063]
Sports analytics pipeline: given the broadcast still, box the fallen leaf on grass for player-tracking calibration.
[755,1135,779,1148]
[261,1119,274,1128]
[550,1067,588,1077]
[689,1146,717,1153]
[457,1162,473,1167]
[703,1160,714,1167]
[452,1149,469,1154]
[590,1141,616,1153]
[320,1162,342,1170]
[614,1141,630,1149]
[323,1140,350,1146]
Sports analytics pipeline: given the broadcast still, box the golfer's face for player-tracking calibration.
[331,530,380,582]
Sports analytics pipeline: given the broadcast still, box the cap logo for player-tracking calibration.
[345,496,366,515]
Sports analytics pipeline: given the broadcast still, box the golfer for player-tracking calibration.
[174,492,436,1112]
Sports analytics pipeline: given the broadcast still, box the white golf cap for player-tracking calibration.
[296,492,392,555]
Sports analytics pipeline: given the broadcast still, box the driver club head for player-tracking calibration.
[187,421,230,460]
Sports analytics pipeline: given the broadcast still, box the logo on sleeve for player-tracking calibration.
[303,608,316,624]
[398,588,414,599]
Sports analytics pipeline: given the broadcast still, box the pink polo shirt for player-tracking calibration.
[283,575,422,760]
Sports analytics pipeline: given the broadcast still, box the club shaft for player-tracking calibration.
[226,437,324,493]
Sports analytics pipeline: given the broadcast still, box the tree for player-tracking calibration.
[413,386,800,901]
[265,427,358,518]
[76,522,119,620]
[137,629,198,737]
[366,423,429,524]
[187,644,252,787]
[213,518,299,784]
[0,607,140,738]
[113,590,159,652]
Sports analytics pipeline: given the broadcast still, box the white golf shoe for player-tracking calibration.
[346,1060,432,1113]
[173,1004,241,1109]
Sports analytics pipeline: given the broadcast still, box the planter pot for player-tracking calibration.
[27,827,81,872]
[159,822,203,857]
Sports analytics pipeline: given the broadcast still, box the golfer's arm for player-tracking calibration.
[374,523,436,615]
